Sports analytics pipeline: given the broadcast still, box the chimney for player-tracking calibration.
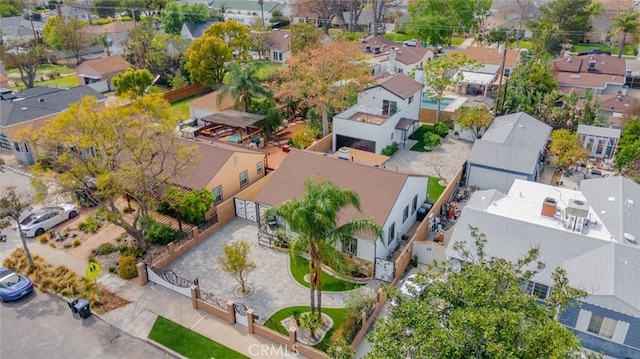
[498,44,505,54]
[541,197,557,217]
[414,67,425,85]
[617,90,623,101]
[587,55,596,70]
[388,47,397,75]
[56,4,62,18]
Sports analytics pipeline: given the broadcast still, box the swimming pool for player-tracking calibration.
[228,134,242,143]
[422,96,455,110]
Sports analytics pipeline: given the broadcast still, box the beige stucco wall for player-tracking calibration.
[205,152,267,203]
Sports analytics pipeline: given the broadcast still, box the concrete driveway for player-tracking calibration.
[168,218,381,321]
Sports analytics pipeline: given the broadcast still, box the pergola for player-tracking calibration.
[455,64,499,98]
[198,110,265,144]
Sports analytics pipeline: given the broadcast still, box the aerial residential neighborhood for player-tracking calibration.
[3,0,640,358]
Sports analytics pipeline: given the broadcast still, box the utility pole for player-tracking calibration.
[258,0,265,27]
[494,30,511,116]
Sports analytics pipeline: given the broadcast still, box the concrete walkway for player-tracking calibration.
[169,218,382,321]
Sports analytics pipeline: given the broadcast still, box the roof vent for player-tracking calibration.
[374,46,381,54]
[20,107,28,111]
[38,98,45,102]
[337,147,350,160]
[624,233,636,244]
[541,197,557,217]
[365,45,371,52]
[587,56,596,70]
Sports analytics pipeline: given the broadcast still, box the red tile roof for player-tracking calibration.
[75,55,131,79]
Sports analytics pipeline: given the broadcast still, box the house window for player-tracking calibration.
[213,186,223,204]
[382,100,397,116]
[0,132,10,150]
[524,281,550,299]
[387,222,395,245]
[13,142,21,152]
[279,52,282,61]
[503,68,511,77]
[408,95,414,104]
[342,237,357,255]
[240,170,249,187]
[257,161,264,174]
[587,314,617,339]
[412,195,418,213]
[272,51,278,61]
[403,205,409,222]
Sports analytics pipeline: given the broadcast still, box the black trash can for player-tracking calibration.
[67,297,78,313]
[416,206,428,222]
[74,299,91,319]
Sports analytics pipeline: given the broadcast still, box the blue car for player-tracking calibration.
[0,267,33,302]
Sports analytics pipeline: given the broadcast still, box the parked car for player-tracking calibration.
[20,204,78,237]
[0,267,33,302]
[390,273,428,307]
[590,169,603,179]
[403,39,418,47]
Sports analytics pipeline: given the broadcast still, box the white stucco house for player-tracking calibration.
[332,72,423,154]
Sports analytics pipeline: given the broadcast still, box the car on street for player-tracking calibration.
[403,39,419,47]
[20,204,78,237]
[0,267,33,302]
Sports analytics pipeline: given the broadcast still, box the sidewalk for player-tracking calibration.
[1,234,293,359]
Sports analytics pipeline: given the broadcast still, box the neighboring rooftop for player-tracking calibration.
[481,112,552,150]
[328,147,390,167]
[368,72,423,100]
[576,124,621,139]
[553,53,626,76]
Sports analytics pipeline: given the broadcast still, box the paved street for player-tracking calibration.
[0,289,173,359]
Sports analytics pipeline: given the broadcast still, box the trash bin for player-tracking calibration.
[74,299,91,319]
[67,297,78,313]
[416,206,428,222]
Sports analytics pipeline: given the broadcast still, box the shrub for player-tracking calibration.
[92,243,118,256]
[49,242,56,248]
[118,244,146,258]
[118,255,138,279]
[108,266,117,273]
[381,142,399,156]
[424,133,442,149]
[72,240,81,247]
[78,216,101,233]
[37,235,48,244]
[290,128,315,149]
[433,121,449,138]
[145,220,181,245]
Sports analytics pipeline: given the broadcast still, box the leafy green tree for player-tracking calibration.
[43,17,90,64]
[218,240,257,294]
[502,54,557,116]
[549,129,588,170]
[528,0,603,56]
[408,0,475,47]
[164,187,214,230]
[611,10,640,59]
[31,94,199,249]
[270,9,286,25]
[249,20,270,60]
[1,40,46,88]
[218,62,270,113]
[161,1,210,35]
[0,191,35,268]
[266,178,382,320]
[366,226,587,359]
[0,0,24,17]
[123,18,156,69]
[96,33,111,57]
[252,98,284,138]
[94,0,119,18]
[120,0,168,17]
[424,132,441,149]
[422,52,475,122]
[455,105,494,138]
[615,119,640,175]
[291,22,322,54]
[112,68,154,98]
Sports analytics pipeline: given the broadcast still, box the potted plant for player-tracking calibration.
[412,255,419,268]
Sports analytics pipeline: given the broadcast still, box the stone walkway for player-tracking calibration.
[386,134,473,183]
[168,218,382,321]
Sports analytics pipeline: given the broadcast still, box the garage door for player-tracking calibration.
[336,135,375,153]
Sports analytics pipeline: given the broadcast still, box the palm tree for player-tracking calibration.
[611,10,640,59]
[266,178,382,319]
[217,62,270,113]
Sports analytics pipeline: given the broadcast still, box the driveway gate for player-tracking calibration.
[374,257,395,282]
[234,302,249,327]
[235,198,258,223]
[146,265,195,297]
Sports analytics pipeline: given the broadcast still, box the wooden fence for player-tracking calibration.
[163,84,210,103]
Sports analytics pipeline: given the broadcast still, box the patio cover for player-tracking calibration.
[201,110,265,128]
[456,71,496,85]
[395,117,417,130]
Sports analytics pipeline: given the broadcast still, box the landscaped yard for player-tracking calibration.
[149,316,247,359]
[428,177,447,202]
[7,64,78,90]
[264,306,349,351]
[252,60,282,81]
[383,33,466,47]
[170,95,198,118]
[409,124,448,152]
[290,256,364,291]
[571,43,636,57]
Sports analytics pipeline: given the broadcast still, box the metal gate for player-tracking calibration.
[146,265,194,297]
[234,302,249,327]
[235,198,258,223]
[374,257,395,282]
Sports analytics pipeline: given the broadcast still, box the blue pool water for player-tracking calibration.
[228,134,242,143]
[422,96,454,110]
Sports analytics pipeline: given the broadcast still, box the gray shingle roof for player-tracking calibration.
[481,112,552,149]
[447,178,640,316]
[576,124,621,139]
[1,86,105,128]
[467,140,541,174]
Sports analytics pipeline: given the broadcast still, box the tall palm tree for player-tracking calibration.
[267,178,382,319]
[217,62,270,113]
[611,10,640,59]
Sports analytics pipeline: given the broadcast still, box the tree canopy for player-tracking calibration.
[31,94,199,249]
[0,0,24,17]
[549,129,588,170]
[367,227,586,358]
[271,41,371,136]
[454,106,494,139]
[112,68,156,98]
[291,22,323,54]
[501,54,557,116]
[615,119,640,176]
[611,10,640,59]
[161,1,210,35]
[93,0,119,18]
[408,0,477,48]
[218,62,270,113]
[43,16,90,64]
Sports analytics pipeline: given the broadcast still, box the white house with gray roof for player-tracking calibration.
[465,112,551,193]
[446,177,640,358]
[332,72,423,154]
[576,124,621,159]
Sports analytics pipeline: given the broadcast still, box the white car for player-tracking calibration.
[403,39,418,47]
[20,204,78,237]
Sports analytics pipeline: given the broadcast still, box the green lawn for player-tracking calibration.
[264,306,349,352]
[571,43,636,57]
[290,256,363,292]
[428,177,446,202]
[171,95,198,118]
[251,60,282,81]
[449,37,465,46]
[148,316,247,359]
[383,33,466,47]
[409,124,450,152]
